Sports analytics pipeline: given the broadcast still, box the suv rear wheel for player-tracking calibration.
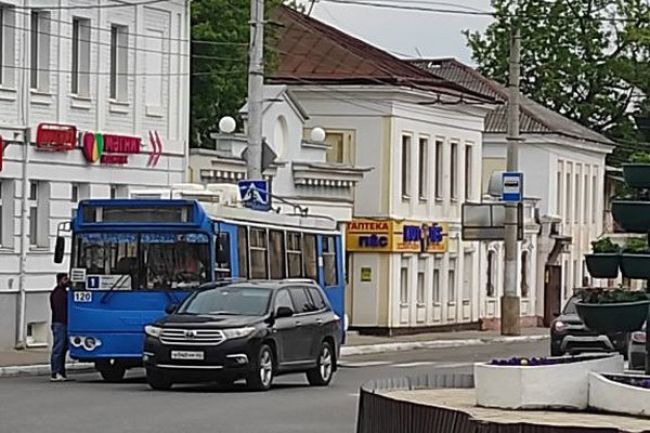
[307,341,334,386]
[247,344,274,391]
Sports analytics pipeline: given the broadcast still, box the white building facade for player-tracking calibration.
[0,0,190,349]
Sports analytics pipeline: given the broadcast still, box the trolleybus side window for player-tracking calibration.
[269,230,286,279]
[286,232,302,278]
[303,234,318,281]
[215,232,231,279]
[238,226,249,279]
[249,227,268,279]
[323,235,338,287]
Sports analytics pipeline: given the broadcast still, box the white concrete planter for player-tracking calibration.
[589,372,650,418]
[474,354,624,410]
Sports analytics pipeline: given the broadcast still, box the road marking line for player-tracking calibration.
[339,361,392,368]
[393,361,437,368]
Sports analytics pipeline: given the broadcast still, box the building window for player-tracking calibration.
[249,228,268,279]
[574,170,581,224]
[448,258,457,302]
[432,258,441,303]
[450,142,458,199]
[323,235,338,287]
[71,17,91,96]
[30,11,51,91]
[401,135,411,198]
[238,226,249,278]
[110,25,128,101]
[399,264,408,305]
[521,250,529,297]
[435,140,443,199]
[0,180,12,248]
[0,7,16,87]
[486,250,496,297]
[29,181,49,248]
[462,252,473,301]
[303,234,318,280]
[324,131,354,164]
[556,170,562,215]
[465,145,473,200]
[269,230,285,279]
[417,270,425,305]
[565,172,571,223]
[584,173,589,224]
[592,172,598,224]
[418,137,428,200]
[286,232,302,277]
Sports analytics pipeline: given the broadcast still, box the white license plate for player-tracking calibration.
[171,351,204,361]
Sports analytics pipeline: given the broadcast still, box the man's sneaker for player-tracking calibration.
[50,374,67,382]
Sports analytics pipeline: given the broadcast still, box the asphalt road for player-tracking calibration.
[0,341,548,433]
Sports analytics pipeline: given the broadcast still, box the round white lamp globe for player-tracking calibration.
[219,116,237,134]
[310,127,326,143]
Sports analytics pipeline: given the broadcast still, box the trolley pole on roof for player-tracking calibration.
[502,23,522,336]
[246,0,265,180]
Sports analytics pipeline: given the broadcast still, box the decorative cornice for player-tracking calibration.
[292,161,372,188]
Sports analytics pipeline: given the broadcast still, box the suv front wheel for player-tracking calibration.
[247,344,274,391]
[307,341,334,386]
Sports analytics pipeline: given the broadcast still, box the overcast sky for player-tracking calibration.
[298,0,494,64]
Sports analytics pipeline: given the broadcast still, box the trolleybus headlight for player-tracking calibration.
[83,337,101,351]
[70,336,83,347]
[144,325,162,338]
[222,327,255,340]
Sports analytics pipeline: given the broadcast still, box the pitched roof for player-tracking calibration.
[411,58,615,146]
[269,7,495,103]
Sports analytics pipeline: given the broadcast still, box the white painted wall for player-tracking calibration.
[0,0,190,349]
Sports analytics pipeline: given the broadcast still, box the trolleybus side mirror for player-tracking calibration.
[54,236,65,264]
[165,303,178,315]
[275,306,294,318]
[216,237,231,266]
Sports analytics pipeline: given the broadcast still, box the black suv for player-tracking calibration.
[143,280,341,391]
[550,295,628,357]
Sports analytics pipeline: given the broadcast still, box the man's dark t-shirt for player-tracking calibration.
[50,285,68,325]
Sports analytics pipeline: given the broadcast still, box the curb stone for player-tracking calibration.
[0,362,94,378]
[0,335,549,377]
[340,335,549,357]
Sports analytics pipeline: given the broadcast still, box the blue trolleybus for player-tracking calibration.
[55,198,345,381]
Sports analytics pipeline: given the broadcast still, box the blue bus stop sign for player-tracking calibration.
[238,180,272,211]
[502,172,523,202]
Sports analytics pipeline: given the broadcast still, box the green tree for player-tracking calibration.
[465,0,650,163]
[190,1,304,147]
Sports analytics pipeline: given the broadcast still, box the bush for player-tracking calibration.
[576,288,649,304]
[623,237,650,254]
[591,237,620,253]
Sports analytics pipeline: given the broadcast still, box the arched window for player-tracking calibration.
[486,250,496,297]
[273,115,288,158]
[521,250,529,298]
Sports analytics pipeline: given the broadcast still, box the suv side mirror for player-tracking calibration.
[165,303,178,315]
[275,306,294,318]
[54,236,65,264]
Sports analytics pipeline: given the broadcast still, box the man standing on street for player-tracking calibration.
[50,273,69,382]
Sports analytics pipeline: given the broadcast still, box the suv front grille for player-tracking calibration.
[160,328,225,346]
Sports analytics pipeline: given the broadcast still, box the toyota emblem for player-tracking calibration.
[184,330,197,339]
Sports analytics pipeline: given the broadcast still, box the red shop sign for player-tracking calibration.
[0,136,4,172]
[36,123,77,151]
[82,132,141,165]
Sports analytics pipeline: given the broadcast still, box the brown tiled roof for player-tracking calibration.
[411,58,615,146]
[269,7,495,103]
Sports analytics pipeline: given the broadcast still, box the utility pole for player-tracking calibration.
[501,25,522,336]
[246,0,264,180]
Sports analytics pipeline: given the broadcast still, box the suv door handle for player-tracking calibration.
[295,320,302,327]
[316,318,323,324]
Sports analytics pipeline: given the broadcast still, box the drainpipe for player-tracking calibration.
[15,1,32,349]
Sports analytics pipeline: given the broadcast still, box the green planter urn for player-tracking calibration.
[584,254,620,279]
[623,163,650,188]
[620,254,650,279]
[575,301,650,334]
[611,200,650,233]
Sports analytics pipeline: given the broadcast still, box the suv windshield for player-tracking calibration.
[563,296,578,314]
[179,286,272,316]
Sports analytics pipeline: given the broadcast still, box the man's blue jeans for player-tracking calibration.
[51,322,68,377]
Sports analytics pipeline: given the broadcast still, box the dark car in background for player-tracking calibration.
[143,280,341,391]
[628,324,647,370]
[550,295,628,357]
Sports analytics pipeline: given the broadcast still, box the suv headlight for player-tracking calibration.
[222,327,256,340]
[144,325,162,338]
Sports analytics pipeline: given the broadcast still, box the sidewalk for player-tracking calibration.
[0,328,549,377]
